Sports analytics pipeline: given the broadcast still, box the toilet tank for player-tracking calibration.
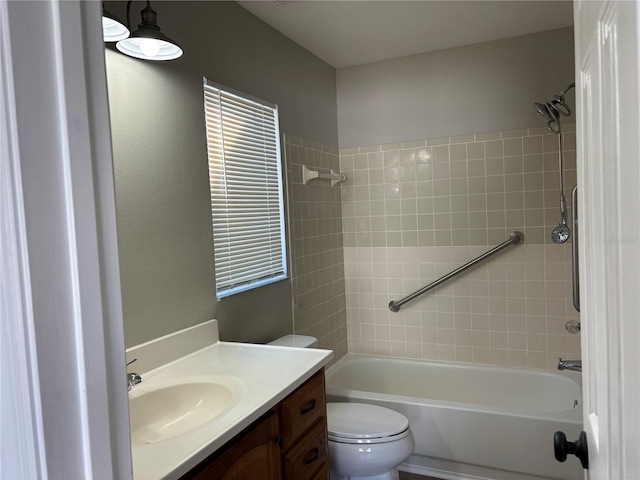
[268,334,318,348]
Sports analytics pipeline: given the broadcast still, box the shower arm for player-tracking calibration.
[561,82,576,96]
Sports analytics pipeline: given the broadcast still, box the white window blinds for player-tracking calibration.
[203,78,287,298]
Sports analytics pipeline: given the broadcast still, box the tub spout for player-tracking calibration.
[557,358,581,372]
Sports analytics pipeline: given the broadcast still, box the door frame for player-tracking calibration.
[574,0,640,478]
[1,1,131,478]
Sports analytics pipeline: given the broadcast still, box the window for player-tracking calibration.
[203,78,287,298]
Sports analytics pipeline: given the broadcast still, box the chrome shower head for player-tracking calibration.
[534,102,555,122]
[534,82,576,132]
[534,82,575,245]
[534,101,561,133]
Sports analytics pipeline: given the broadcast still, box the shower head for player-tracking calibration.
[549,85,574,117]
[534,82,575,133]
[550,96,572,117]
[535,102,555,122]
[534,101,561,133]
[534,82,576,245]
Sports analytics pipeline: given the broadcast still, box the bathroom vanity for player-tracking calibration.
[126,320,333,479]
[180,369,329,479]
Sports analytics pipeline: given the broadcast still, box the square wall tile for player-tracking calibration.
[338,125,579,370]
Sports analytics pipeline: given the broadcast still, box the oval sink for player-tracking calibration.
[129,381,237,445]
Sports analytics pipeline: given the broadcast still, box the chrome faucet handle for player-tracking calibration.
[126,358,142,391]
[127,372,142,391]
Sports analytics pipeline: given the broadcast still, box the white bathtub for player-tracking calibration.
[325,354,583,480]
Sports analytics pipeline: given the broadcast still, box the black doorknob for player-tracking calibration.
[554,431,589,469]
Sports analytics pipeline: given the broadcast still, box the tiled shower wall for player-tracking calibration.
[340,126,581,370]
[285,135,348,362]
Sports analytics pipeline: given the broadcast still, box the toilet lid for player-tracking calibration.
[327,403,409,440]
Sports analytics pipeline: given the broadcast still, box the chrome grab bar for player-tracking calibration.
[571,185,580,312]
[389,231,525,312]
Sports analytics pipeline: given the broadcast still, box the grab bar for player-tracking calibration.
[388,231,525,312]
[571,185,580,312]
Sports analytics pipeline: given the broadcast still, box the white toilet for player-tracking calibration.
[268,335,415,480]
[327,402,414,480]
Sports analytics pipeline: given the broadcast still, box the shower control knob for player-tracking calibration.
[554,431,589,469]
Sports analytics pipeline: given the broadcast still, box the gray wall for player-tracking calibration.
[105,1,338,347]
[336,27,575,148]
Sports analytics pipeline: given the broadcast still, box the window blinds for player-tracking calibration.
[203,79,287,297]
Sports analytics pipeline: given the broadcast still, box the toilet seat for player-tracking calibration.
[327,403,411,444]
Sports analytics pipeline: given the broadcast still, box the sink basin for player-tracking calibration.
[129,380,239,446]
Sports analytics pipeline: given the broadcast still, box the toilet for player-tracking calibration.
[326,402,414,480]
[268,335,415,480]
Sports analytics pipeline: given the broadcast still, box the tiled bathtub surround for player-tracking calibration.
[285,135,348,361]
[344,245,580,370]
[340,125,577,247]
[340,126,580,370]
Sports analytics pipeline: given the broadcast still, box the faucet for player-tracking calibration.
[127,358,142,391]
[557,357,582,372]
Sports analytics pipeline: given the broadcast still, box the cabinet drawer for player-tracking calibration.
[283,419,328,480]
[279,369,326,447]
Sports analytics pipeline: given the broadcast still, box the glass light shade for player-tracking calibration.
[116,36,182,61]
[102,9,129,42]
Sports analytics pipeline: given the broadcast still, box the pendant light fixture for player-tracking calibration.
[102,4,130,42]
[116,1,183,61]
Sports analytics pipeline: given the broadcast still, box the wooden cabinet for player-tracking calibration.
[181,369,329,480]
[280,370,327,479]
[181,411,282,480]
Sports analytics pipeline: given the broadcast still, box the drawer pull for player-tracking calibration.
[303,448,319,466]
[300,399,317,415]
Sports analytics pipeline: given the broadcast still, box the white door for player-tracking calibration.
[574,0,640,478]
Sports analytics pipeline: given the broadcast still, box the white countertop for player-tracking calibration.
[127,322,333,479]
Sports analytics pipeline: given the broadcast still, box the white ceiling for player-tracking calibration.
[238,1,574,69]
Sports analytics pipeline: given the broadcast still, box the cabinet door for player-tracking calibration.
[182,412,282,480]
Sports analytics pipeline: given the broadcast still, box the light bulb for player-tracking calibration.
[139,38,160,58]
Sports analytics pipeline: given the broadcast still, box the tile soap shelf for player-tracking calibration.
[302,164,347,187]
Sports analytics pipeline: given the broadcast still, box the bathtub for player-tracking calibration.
[325,354,583,480]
